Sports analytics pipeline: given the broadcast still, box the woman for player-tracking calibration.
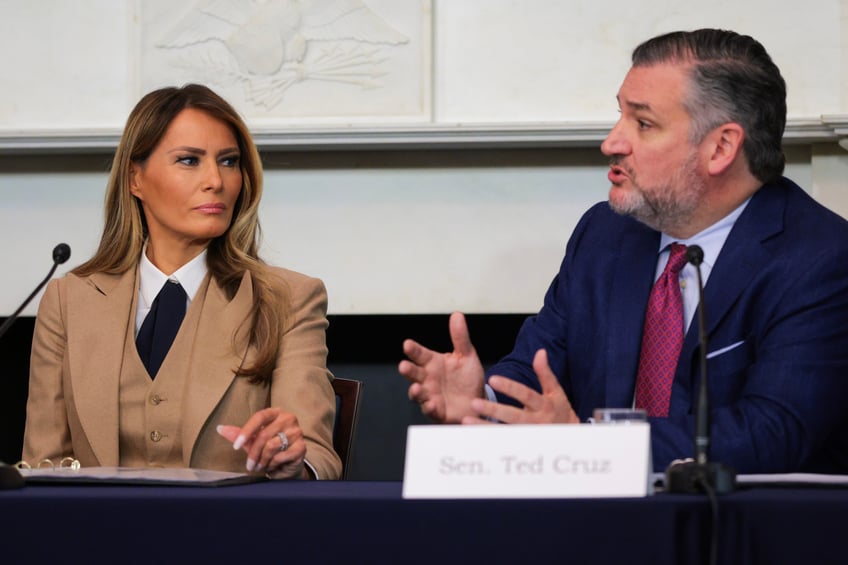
[22,84,341,480]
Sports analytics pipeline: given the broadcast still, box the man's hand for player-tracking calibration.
[399,312,485,423]
[462,349,580,425]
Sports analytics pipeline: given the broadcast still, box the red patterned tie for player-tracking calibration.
[635,243,688,417]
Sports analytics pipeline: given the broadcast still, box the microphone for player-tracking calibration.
[665,244,736,494]
[0,243,70,490]
[0,243,71,341]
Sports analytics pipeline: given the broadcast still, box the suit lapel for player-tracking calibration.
[605,223,661,407]
[181,271,255,464]
[68,269,138,466]
[679,184,784,377]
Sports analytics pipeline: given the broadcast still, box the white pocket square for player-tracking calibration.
[706,340,745,360]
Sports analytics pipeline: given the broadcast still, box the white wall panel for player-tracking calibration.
[0,1,845,316]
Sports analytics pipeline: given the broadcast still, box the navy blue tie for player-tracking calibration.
[136,280,187,378]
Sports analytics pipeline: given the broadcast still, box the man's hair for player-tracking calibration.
[632,29,786,182]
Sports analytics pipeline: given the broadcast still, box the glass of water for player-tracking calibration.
[591,407,648,424]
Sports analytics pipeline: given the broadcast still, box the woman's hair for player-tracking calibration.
[74,83,285,383]
[631,29,786,183]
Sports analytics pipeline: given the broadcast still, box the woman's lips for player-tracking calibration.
[195,203,226,213]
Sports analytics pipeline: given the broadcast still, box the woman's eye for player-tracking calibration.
[177,156,198,166]
[220,155,240,167]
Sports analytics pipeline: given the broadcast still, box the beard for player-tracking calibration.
[608,150,707,234]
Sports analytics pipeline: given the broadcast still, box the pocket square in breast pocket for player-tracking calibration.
[706,340,746,360]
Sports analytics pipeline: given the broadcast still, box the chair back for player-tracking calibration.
[331,377,364,480]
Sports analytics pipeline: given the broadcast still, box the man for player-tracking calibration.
[399,29,848,474]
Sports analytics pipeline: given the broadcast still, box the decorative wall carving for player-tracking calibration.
[140,0,431,122]
[0,0,844,147]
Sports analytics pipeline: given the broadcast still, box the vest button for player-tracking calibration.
[151,394,161,405]
[150,430,163,442]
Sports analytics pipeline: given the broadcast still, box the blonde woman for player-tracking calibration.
[23,84,341,480]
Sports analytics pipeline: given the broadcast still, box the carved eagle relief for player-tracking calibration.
[154,0,409,107]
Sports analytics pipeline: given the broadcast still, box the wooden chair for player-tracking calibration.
[331,377,364,480]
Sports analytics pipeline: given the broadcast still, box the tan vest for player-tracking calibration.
[118,277,208,468]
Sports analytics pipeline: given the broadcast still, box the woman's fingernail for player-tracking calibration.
[233,435,246,450]
[246,458,255,472]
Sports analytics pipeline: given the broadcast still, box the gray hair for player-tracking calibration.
[632,29,786,182]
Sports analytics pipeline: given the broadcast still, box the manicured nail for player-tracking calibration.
[246,458,255,472]
[233,434,246,450]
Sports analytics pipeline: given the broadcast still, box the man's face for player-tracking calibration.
[601,62,708,236]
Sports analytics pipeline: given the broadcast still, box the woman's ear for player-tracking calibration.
[129,163,142,199]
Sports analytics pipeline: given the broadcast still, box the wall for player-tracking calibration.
[1,0,846,315]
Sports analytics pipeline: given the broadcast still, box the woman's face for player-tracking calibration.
[130,107,243,266]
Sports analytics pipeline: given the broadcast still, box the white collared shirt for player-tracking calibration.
[135,247,208,335]
[656,197,751,332]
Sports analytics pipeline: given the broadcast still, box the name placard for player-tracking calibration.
[402,424,651,499]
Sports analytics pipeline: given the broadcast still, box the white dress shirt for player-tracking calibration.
[656,197,750,333]
[135,248,208,335]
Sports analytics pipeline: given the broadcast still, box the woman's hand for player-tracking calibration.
[217,407,310,480]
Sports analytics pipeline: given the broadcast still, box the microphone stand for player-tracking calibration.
[0,243,71,490]
[665,245,736,495]
[0,243,71,341]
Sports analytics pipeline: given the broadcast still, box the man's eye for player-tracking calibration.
[637,120,651,130]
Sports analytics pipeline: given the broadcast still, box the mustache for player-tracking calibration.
[609,156,631,176]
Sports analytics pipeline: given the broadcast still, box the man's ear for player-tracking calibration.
[705,123,745,176]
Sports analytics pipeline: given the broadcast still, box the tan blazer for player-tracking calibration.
[22,265,342,480]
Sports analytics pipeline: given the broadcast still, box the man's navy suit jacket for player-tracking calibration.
[488,177,848,474]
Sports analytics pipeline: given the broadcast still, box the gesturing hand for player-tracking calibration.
[463,349,580,425]
[217,407,310,480]
[398,312,485,424]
